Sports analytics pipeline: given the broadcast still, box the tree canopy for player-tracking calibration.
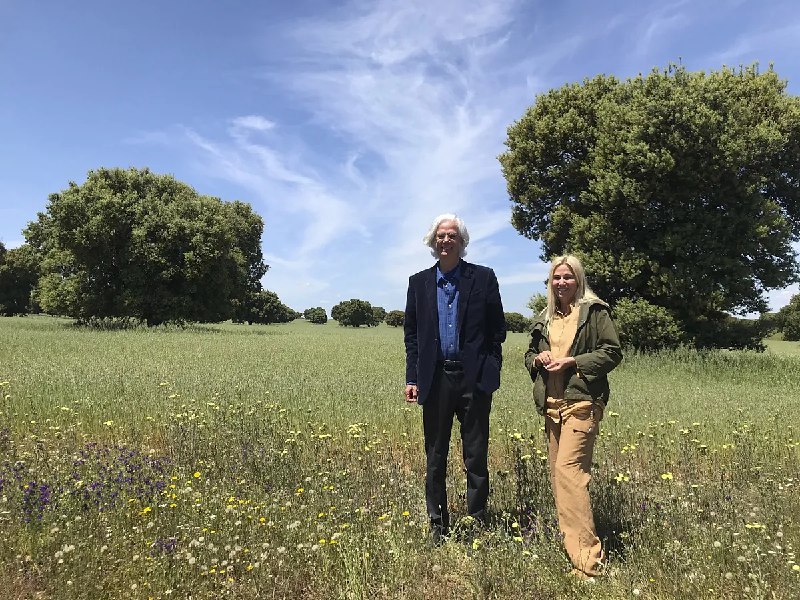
[234,290,297,325]
[527,293,547,316]
[777,293,800,341]
[303,307,328,324]
[0,243,39,316]
[25,167,267,325]
[500,64,800,341]
[385,310,405,327]
[331,299,374,327]
[504,311,530,333]
[371,306,386,327]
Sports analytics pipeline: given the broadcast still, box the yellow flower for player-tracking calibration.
[661,472,674,480]
[193,471,201,479]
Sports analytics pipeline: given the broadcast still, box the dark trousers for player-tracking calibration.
[422,365,492,531]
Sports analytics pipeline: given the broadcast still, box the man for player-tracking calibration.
[404,213,506,542]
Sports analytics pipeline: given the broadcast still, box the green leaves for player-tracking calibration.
[25,167,267,325]
[331,299,374,327]
[500,63,800,343]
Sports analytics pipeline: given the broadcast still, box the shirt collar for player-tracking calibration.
[436,261,461,284]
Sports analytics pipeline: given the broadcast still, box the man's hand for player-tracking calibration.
[405,384,418,403]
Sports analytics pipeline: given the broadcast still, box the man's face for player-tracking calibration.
[435,220,462,260]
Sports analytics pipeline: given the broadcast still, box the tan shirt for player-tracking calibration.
[545,308,579,402]
[545,308,597,424]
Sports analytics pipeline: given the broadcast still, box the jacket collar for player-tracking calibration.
[533,298,608,333]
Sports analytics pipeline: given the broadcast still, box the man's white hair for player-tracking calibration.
[422,213,470,258]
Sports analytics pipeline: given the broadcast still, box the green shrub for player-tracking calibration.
[689,313,771,351]
[384,310,405,327]
[331,298,373,327]
[613,298,684,351]
[303,307,328,324]
[777,293,800,341]
[504,311,530,333]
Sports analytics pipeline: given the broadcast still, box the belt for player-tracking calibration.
[440,359,463,371]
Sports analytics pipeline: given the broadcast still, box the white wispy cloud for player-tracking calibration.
[709,21,800,66]
[166,0,541,311]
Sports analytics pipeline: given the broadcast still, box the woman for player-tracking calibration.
[524,255,622,580]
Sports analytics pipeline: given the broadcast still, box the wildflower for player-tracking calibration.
[661,472,674,481]
[193,472,201,479]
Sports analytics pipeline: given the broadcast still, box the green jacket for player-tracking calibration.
[524,300,622,415]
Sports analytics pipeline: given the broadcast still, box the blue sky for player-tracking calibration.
[1,0,799,315]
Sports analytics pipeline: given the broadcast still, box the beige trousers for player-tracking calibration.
[545,400,604,577]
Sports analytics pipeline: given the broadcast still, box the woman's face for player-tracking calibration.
[551,264,578,308]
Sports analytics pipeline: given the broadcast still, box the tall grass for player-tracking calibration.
[1,316,798,599]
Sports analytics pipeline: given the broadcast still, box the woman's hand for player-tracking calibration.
[543,356,576,372]
[534,351,553,368]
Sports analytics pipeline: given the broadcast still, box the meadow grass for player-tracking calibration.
[1,315,798,599]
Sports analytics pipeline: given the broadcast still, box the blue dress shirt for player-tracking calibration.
[437,262,461,360]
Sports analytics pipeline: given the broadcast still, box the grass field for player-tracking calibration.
[1,315,799,599]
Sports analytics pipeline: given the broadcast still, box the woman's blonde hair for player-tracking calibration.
[543,255,603,324]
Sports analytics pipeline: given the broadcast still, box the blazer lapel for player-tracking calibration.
[457,261,475,329]
[425,266,438,328]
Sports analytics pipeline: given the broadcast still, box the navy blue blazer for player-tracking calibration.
[404,260,506,405]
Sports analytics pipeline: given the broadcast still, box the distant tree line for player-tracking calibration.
[4,62,800,352]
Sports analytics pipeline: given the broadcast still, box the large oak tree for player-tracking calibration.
[500,64,800,339]
[25,167,268,325]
